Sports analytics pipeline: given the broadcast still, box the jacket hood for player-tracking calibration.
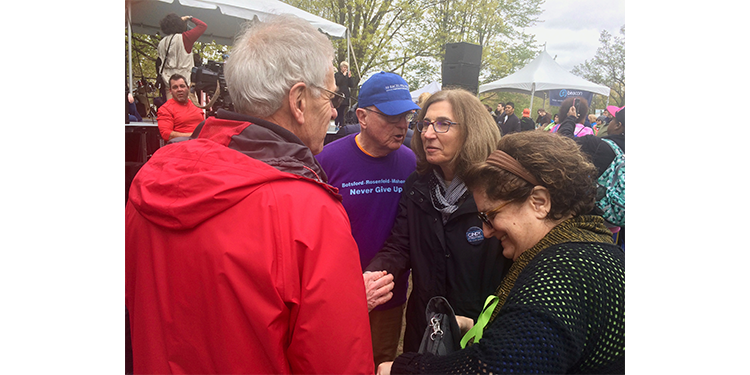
[128,111,338,230]
[217,110,329,183]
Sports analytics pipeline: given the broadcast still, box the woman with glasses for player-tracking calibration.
[365,88,510,356]
[377,131,625,374]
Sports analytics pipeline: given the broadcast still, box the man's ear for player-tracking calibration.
[356,108,368,130]
[288,82,307,125]
[615,122,624,133]
[528,186,551,219]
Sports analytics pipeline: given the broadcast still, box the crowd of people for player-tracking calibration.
[125,12,625,375]
[490,100,622,138]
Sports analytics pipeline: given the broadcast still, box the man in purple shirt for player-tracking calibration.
[316,72,420,368]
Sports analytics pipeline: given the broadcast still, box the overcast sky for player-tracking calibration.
[525,0,625,72]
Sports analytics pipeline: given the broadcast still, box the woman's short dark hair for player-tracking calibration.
[464,131,598,221]
[160,13,187,35]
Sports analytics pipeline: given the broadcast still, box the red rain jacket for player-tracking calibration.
[126,111,374,374]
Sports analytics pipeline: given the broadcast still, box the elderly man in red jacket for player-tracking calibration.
[126,14,377,374]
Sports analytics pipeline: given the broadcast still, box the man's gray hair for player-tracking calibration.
[225,14,335,117]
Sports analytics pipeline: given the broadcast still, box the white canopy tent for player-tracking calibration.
[125,0,348,95]
[479,50,610,113]
[410,81,441,103]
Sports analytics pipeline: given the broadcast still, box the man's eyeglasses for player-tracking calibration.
[415,119,459,133]
[362,107,417,124]
[477,200,512,230]
[314,85,346,108]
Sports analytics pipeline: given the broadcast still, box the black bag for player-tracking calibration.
[155,57,165,89]
[418,296,461,355]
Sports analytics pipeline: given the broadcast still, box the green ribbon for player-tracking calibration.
[460,294,499,348]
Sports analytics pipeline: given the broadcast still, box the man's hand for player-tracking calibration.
[568,104,578,119]
[377,361,393,375]
[455,315,474,336]
[363,271,394,312]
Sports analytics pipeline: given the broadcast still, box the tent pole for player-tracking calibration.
[348,29,351,107]
[350,32,361,79]
[346,28,350,68]
[128,2,133,96]
[529,83,535,116]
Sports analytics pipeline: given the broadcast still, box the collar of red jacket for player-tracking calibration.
[198,110,329,184]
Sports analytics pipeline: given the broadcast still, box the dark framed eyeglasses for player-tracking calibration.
[314,85,346,108]
[477,200,512,230]
[416,119,459,133]
[362,107,417,125]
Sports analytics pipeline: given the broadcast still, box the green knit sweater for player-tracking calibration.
[392,215,625,374]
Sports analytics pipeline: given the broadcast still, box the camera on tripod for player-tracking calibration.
[191,60,234,116]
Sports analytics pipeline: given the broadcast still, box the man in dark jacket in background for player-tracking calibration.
[494,102,505,124]
[499,101,520,135]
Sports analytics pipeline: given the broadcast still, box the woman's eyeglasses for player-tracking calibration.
[477,201,512,230]
[415,119,459,133]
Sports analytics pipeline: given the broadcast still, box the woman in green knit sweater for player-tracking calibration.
[378,131,625,374]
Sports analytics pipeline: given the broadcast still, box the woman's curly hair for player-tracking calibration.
[464,131,598,221]
[159,13,187,35]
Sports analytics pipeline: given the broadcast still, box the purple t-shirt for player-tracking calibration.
[316,134,416,310]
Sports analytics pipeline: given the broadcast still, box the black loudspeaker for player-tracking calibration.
[444,42,482,65]
[442,63,481,94]
[442,42,482,94]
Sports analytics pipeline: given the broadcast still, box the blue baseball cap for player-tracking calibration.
[358,72,421,115]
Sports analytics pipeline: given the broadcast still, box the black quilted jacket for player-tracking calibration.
[366,171,510,353]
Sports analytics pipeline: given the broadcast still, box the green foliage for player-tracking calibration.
[572,25,625,107]
[287,0,543,98]
[127,0,608,117]
[125,0,543,93]
[126,33,159,83]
